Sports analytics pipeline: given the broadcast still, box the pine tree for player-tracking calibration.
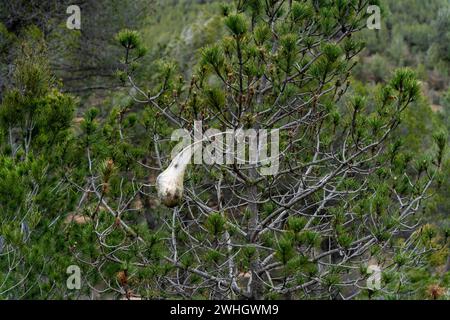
[0,28,77,298]
[67,0,445,299]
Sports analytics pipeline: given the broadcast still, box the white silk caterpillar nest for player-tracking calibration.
[156,130,233,207]
[156,144,195,208]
